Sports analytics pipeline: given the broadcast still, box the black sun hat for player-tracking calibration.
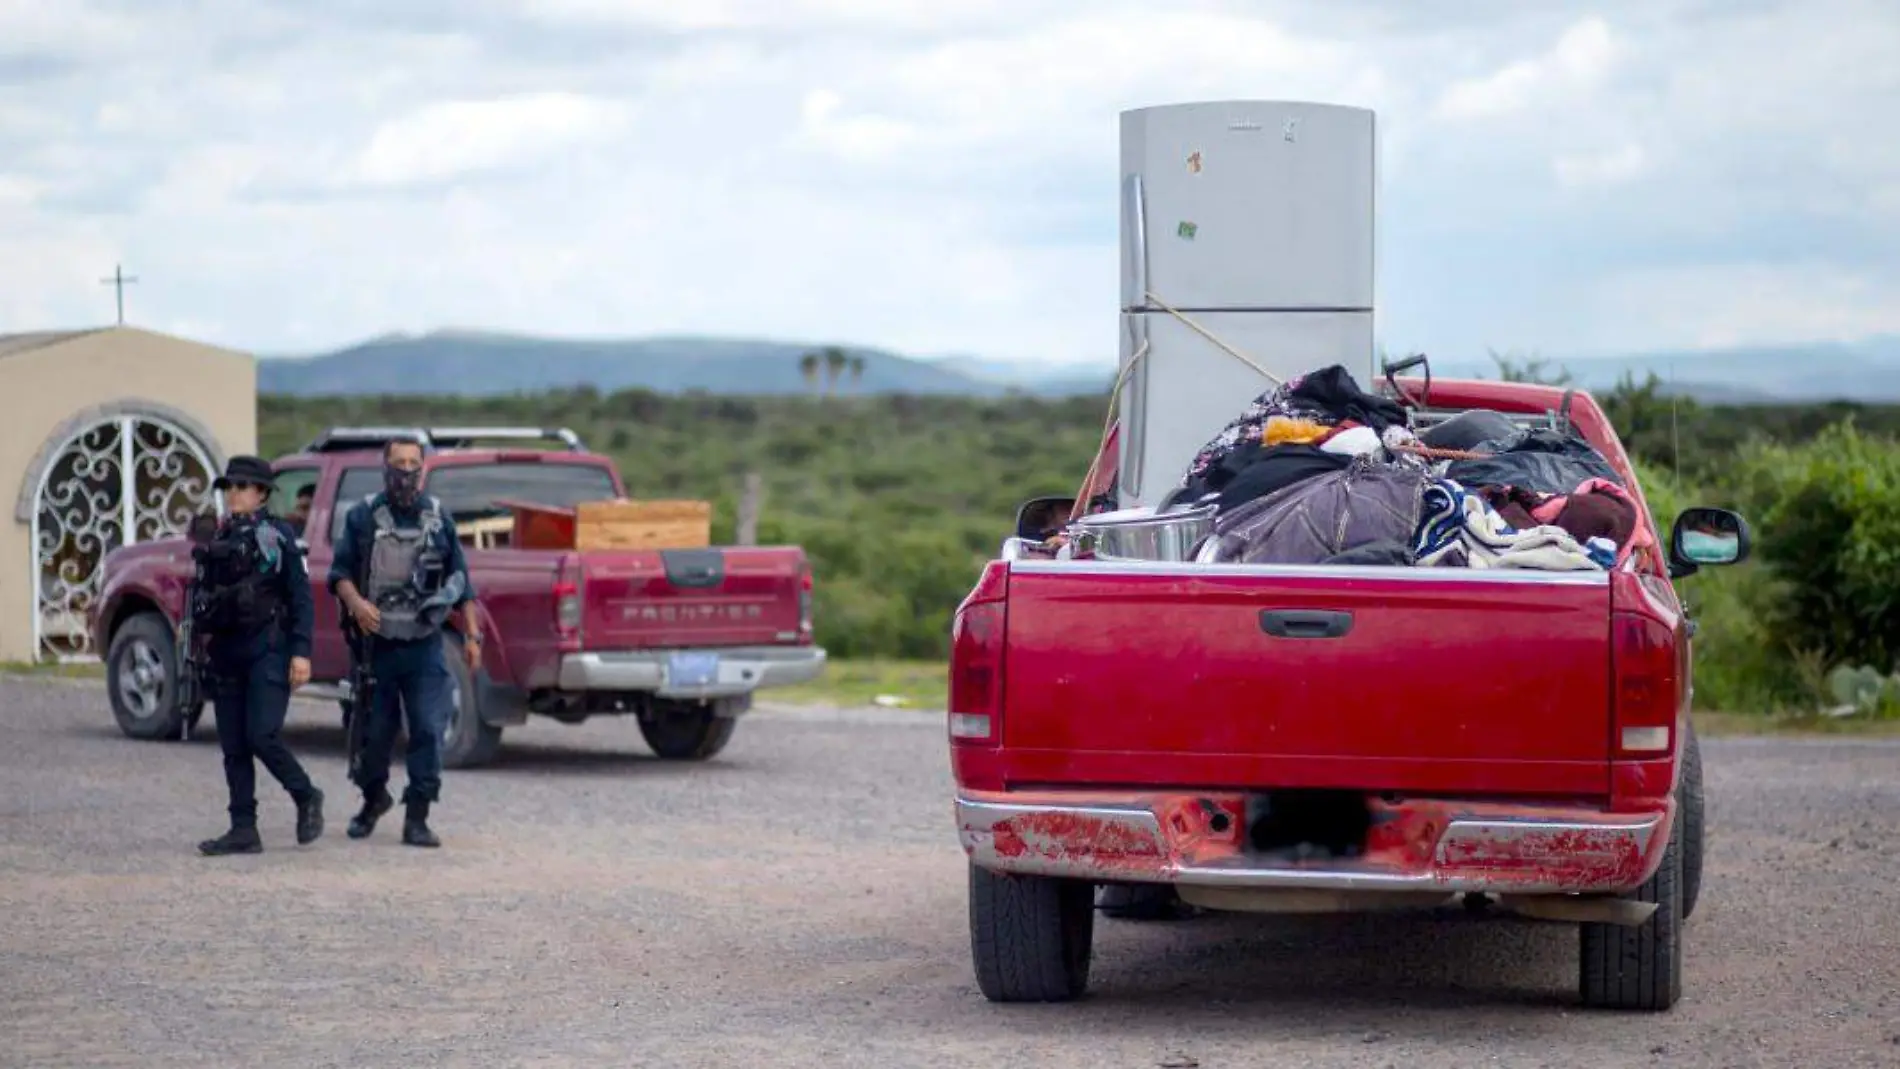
[213,455,276,492]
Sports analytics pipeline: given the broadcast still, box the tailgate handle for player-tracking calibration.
[660,549,726,589]
[1259,609,1353,639]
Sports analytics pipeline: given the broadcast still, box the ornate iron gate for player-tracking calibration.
[31,415,216,661]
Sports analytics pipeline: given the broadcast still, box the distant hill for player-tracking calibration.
[259,329,1900,404]
[256,330,1097,398]
[1423,335,1900,404]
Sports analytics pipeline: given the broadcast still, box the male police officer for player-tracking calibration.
[196,455,324,856]
[327,435,479,848]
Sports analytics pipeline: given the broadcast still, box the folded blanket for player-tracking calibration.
[1414,479,1603,572]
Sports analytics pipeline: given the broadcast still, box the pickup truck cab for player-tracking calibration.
[92,425,825,766]
[951,377,1745,1012]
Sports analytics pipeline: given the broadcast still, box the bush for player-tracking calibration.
[1729,421,1900,675]
[1634,461,1805,711]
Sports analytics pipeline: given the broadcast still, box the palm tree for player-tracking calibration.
[848,355,866,392]
[798,351,820,395]
[823,346,848,397]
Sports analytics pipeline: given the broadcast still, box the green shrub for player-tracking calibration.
[1730,421,1900,675]
[1634,461,1805,711]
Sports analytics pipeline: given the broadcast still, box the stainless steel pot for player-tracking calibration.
[1067,504,1217,562]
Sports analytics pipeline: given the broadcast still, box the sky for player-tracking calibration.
[2,0,1897,368]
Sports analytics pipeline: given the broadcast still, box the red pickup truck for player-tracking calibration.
[91,426,824,766]
[950,378,1747,1012]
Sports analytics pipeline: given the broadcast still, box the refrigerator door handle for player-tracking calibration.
[1121,312,1150,502]
[1121,173,1147,311]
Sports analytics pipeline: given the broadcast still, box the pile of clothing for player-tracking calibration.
[1167,364,1650,572]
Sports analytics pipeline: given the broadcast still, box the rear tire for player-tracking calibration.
[1679,721,1706,919]
[1579,806,1684,1011]
[105,613,194,740]
[969,864,1094,1002]
[639,699,738,761]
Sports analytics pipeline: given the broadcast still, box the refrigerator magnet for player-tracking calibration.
[1176,221,1198,240]
[1186,151,1202,174]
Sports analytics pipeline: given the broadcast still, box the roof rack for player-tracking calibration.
[302,426,587,454]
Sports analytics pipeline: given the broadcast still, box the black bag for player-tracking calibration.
[1443,429,1622,495]
[1420,409,1521,452]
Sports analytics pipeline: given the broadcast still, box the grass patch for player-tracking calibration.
[768,659,946,710]
[1694,711,1900,738]
[0,660,105,679]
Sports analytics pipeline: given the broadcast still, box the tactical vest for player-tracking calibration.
[362,494,465,642]
[191,517,287,636]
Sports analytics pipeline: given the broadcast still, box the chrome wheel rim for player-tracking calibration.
[119,639,167,719]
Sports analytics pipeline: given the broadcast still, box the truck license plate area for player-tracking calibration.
[667,652,721,688]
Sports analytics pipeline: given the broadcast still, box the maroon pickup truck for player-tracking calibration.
[951,379,1747,1012]
[91,426,824,766]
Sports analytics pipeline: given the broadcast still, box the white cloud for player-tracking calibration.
[1435,16,1617,120]
[1555,143,1648,188]
[350,92,631,188]
[0,0,1894,365]
[520,0,1031,34]
[1594,262,1900,350]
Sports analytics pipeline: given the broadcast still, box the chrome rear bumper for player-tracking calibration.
[557,645,827,699]
[956,791,1670,896]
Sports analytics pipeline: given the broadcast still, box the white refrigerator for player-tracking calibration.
[1116,100,1378,508]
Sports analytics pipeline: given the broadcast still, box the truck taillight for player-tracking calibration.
[798,567,814,638]
[554,553,583,651]
[1612,612,1678,758]
[949,562,1009,745]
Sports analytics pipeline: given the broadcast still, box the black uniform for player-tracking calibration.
[327,477,474,848]
[196,457,324,856]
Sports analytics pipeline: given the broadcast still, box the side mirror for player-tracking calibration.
[1668,506,1750,578]
[1015,496,1077,541]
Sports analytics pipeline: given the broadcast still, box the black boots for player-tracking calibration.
[345,789,438,847]
[402,800,440,848]
[347,789,393,839]
[201,788,321,855]
[295,787,325,845]
[198,826,262,856]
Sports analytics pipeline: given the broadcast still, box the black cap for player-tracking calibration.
[214,455,276,492]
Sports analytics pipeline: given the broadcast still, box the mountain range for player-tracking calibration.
[257,329,1900,405]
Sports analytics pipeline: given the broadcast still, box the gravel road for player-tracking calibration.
[2,676,1897,1068]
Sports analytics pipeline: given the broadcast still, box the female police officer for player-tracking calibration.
[195,455,325,856]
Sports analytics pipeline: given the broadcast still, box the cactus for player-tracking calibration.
[1825,664,1900,716]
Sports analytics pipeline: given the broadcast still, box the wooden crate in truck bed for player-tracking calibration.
[575,499,712,550]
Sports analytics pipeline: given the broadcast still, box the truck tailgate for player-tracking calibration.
[999,562,1613,797]
[580,547,808,649]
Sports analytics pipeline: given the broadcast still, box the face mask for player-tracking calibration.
[384,465,422,508]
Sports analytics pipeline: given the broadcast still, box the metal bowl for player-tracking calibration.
[1067,504,1217,562]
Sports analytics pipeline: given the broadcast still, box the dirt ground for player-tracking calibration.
[2,676,1898,1068]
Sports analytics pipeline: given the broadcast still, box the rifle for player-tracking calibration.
[340,604,378,787]
[173,514,221,740]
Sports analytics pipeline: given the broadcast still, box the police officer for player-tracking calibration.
[196,455,324,856]
[327,435,479,848]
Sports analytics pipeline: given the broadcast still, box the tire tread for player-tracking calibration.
[1579,817,1683,1011]
[969,864,1092,1002]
